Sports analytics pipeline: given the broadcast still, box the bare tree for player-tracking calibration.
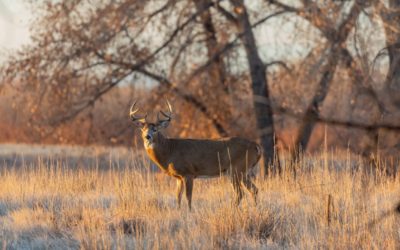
[193,0,228,93]
[216,0,279,175]
[2,1,231,136]
[268,0,373,162]
[1,0,287,174]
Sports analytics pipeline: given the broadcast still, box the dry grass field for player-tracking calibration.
[0,144,399,249]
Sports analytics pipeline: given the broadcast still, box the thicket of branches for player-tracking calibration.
[1,0,400,174]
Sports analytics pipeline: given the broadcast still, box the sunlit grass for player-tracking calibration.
[0,145,399,249]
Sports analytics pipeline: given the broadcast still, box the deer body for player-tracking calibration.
[145,134,261,178]
[130,101,261,209]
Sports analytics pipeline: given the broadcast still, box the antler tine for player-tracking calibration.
[158,99,173,122]
[129,101,138,117]
[166,99,172,113]
[159,110,171,121]
[129,100,147,122]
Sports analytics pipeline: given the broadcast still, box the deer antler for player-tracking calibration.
[129,101,147,123]
[157,99,173,123]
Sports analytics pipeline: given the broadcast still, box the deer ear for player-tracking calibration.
[157,120,170,129]
[132,118,146,128]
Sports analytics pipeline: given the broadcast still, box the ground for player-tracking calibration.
[0,144,399,249]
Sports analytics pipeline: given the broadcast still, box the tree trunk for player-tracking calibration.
[291,2,365,162]
[192,0,232,137]
[193,0,228,93]
[230,0,279,176]
[382,0,400,109]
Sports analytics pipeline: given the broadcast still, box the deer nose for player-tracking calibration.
[145,135,151,140]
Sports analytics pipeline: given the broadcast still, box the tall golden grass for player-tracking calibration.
[0,145,399,249]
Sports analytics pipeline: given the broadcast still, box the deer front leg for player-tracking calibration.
[176,178,184,208]
[184,176,194,210]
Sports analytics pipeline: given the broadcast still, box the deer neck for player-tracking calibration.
[145,133,173,171]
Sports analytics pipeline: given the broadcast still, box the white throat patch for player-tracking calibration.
[144,140,154,149]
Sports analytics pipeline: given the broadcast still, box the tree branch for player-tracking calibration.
[91,0,216,74]
[50,70,134,125]
[273,104,400,131]
[215,2,238,23]
[135,68,229,136]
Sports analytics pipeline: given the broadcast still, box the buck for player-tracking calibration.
[130,100,261,209]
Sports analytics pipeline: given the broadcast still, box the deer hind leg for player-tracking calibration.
[241,175,259,204]
[231,173,244,206]
[176,178,184,208]
[184,176,194,210]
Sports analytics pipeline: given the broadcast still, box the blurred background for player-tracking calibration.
[0,0,399,170]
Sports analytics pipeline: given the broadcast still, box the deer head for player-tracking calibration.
[130,100,173,148]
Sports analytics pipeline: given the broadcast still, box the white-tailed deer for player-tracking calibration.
[130,100,261,209]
